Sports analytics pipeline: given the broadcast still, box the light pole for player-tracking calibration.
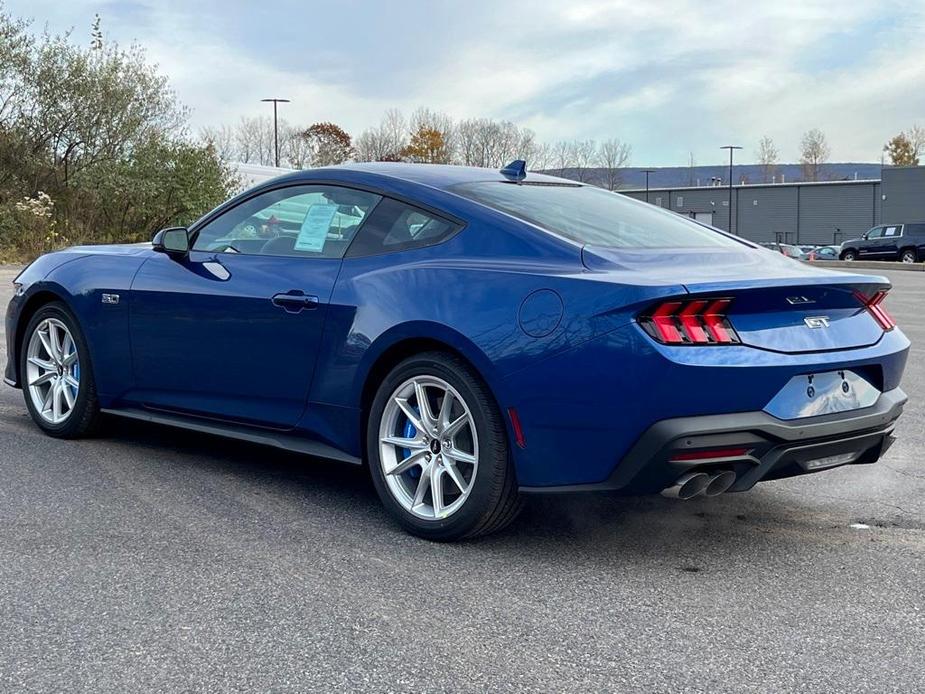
[261,98,290,167]
[720,146,742,234]
[641,169,656,203]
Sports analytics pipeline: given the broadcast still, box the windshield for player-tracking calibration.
[451,182,744,249]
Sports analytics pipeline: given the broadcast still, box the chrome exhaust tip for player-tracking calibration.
[661,472,711,500]
[703,470,737,497]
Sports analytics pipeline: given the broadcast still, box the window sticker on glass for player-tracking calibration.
[295,203,338,252]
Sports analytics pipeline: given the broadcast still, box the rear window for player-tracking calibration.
[451,182,743,249]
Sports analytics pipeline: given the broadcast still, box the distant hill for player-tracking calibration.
[544,163,883,189]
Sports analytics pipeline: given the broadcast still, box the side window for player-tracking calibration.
[192,185,381,258]
[865,227,883,239]
[346,198,461,257]
[883,225,902,237]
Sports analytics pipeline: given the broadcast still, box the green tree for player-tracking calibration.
[884,133,919,166]
[0,8,235,261]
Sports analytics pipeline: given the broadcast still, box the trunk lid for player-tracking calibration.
[582,245,891,354]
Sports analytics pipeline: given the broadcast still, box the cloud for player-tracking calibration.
[6,0,925,165]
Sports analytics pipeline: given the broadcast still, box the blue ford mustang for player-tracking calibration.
[4,162,909,540]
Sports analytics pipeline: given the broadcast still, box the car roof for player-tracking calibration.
[262,162,575,191]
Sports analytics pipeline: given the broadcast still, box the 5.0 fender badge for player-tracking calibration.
[101,293,120,305]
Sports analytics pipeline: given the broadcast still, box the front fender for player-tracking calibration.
[6,254,148,401]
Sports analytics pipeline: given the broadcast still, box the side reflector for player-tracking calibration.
[639,297,740,345]
[507,407,526,449]
[670,447,751,462]
[856,289,896,331]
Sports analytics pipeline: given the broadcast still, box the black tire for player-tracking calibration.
[900,248,917,264]
[841,249,857,261]
[19,301,102,439]
[367,351,522,541]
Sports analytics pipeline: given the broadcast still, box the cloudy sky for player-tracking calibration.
[9,0,925,166]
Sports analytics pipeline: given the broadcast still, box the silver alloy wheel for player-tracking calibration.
[25,318,80,425]
[378,376,479,520]
[902,251,916,264]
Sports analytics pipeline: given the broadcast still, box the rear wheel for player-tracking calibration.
[20,302,101,438]
[900,248,917,264]
[841,249,857,261]
[367,352,522,541]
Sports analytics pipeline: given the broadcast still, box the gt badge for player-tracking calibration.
[101,293,120,305]
[804,316,830,329]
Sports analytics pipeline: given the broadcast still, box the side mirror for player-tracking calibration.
[152,227,190,257]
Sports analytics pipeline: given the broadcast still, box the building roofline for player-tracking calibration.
[621,178,882,194]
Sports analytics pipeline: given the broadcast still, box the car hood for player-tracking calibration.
[61,242,153,256]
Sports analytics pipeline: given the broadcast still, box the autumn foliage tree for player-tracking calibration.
[401,126,450,164]
[884,133,919,166]
[303,122,353,167]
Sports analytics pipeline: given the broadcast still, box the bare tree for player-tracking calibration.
[454,118,534,168]
[597,138,631,190]
[281,124,311,168]
[756,136,779,183]
[232,115,276,166]
[201,117,303,167]
[199,124,236,162]
[799,128,830,181]
[908,124,925,161]
[550,140,576,177]
[354,109,407,162]
[529,142,553,172]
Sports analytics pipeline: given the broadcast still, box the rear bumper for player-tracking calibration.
[520,387,906,494]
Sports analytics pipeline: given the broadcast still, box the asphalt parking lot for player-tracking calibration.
[0,265,923,693]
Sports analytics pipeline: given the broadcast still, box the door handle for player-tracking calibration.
[271,291,319,313]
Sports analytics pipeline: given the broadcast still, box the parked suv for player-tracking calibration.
[840,223,925,263]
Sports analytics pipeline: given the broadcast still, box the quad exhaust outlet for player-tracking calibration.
[661,470,737,500]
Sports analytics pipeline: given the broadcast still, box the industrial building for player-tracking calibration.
[621,165,925,245]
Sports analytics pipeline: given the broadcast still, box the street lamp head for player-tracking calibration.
[720,145,743,151]
[261,98,291,103]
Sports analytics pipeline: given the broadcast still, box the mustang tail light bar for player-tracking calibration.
[639,298,740,345]
[856,289,896,331]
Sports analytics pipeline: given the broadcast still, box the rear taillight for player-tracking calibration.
[856,289,896,331]
[639,298,740,345]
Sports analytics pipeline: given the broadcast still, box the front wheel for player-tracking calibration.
[841,249,857,261]
[20,302,101,438]
[367,352,522,541]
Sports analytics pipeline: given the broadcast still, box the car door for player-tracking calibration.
[128,184,381,427]
[856,226,882,258]
[878,224,903,258]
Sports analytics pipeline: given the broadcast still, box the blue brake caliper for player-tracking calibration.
[72,359,80,399]
[400,409,421,480]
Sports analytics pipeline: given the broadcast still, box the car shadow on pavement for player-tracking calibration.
[88,415,841,563]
